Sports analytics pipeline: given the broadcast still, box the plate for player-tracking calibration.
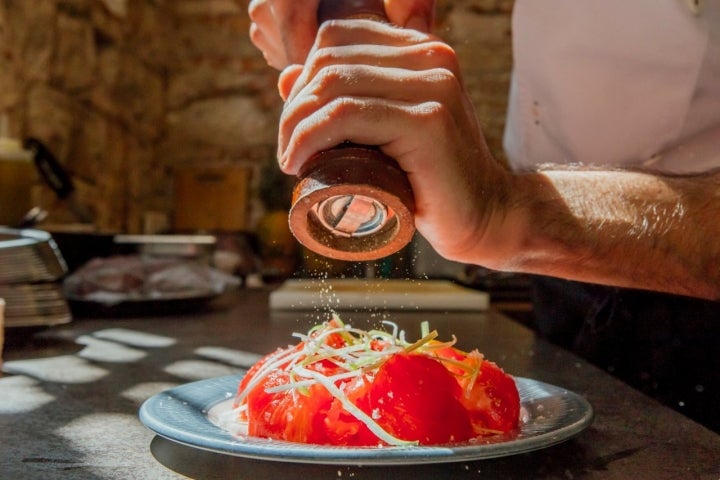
[139,374,593,465]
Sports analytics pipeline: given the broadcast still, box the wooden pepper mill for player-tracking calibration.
[288,0,416,262]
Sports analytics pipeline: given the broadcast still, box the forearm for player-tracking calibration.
[480,167,720,299]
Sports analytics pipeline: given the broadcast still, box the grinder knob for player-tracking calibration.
[317,0,386,21]
[288,0,416,262]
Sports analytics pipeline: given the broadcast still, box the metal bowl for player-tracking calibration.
[0,227,68,284]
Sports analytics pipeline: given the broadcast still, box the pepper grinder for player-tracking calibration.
[288,0,416,262]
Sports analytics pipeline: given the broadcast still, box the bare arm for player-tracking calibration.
[482,168,720,299]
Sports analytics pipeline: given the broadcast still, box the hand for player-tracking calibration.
[261,8,720,299]
[277,19,510,263]
[248,0,436,70]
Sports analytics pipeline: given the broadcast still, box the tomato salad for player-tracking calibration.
[233,317,520,446]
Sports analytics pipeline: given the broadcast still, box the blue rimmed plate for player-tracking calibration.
[139,374,593,465]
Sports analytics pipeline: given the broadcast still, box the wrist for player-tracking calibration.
[469,172,541,270]
[438,168,535,270]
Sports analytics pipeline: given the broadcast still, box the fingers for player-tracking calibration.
[278,61,474,176]
[278,65,304,101]
[248,1,286,68]
[276,0,320,65]
[283,20,447,102]
[247,0,436,70]
[248,0,321,69]
[249,23,287,69]
[278,59,466,170]
[313,18,432,51]
[279,97,450,174]
[278,22,464,173]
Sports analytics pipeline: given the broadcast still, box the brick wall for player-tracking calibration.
[0,0,514,233]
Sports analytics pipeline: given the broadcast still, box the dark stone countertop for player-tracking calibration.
[1,288,719,479]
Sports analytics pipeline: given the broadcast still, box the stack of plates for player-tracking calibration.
[0,227,71,328]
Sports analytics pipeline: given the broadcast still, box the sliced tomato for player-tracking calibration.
[237,344,303,396]
[367,353,475,445]
[239,338,520,446]
[430,346,520,434]
[323,375,378,446]
[245,368,336,444]
[458,360,520,434]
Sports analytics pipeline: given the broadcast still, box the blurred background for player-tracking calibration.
[0,0,527,306]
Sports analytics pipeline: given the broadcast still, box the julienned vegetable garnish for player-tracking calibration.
[233,315,520,446]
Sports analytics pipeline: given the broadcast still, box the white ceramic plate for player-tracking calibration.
[139,374,593,465]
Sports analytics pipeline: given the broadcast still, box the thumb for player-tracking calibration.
[384,0,435,32]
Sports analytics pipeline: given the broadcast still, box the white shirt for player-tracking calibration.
[504,0,720,174]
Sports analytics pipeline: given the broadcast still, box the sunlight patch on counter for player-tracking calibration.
[193,346,262,369]
[2,355,109,384]
[54,412,150,468]
[76,335,147,363]
[91,328,176,348]
[0,375,56,414]
[163,359,238,381]
[121,382,178,405]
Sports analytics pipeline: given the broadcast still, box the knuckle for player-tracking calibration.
[425,67,461,96]
[418,100,444,115]
[422,41,461,73]
[327,96,360,117]
[312,64,344,91]
[414,101,451,125]
[249,24,263,43]
[308,47,340,70]
[310,63,360,92]
[316,21,344,43]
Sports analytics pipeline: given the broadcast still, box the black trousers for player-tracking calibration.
[531,276,720,434]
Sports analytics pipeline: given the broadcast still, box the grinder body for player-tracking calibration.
[288,0,416,262]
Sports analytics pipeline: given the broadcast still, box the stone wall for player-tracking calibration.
[0,0,514,233]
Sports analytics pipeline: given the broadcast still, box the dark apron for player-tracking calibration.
[531,276,720,434]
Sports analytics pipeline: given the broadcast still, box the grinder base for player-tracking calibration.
[289,147,415,262]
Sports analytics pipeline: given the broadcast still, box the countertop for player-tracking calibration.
[1,288,719,479]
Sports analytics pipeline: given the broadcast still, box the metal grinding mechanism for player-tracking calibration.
[288,0,416,262]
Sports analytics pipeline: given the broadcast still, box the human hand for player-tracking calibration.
[277,19,511,263]
[248,0,435,70]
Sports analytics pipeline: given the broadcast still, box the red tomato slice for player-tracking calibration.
[367,353,476,445]
[245,368,336,444]
[237,334,520,446]
[428,345,520,434]
[323,375,378,446]
[458,360,520,433]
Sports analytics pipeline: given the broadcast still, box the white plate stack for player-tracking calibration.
[0,227,71,328]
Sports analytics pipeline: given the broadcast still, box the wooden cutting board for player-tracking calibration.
[270,278,489,311]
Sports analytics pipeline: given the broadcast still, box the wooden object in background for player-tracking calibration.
[173,165,250,232]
